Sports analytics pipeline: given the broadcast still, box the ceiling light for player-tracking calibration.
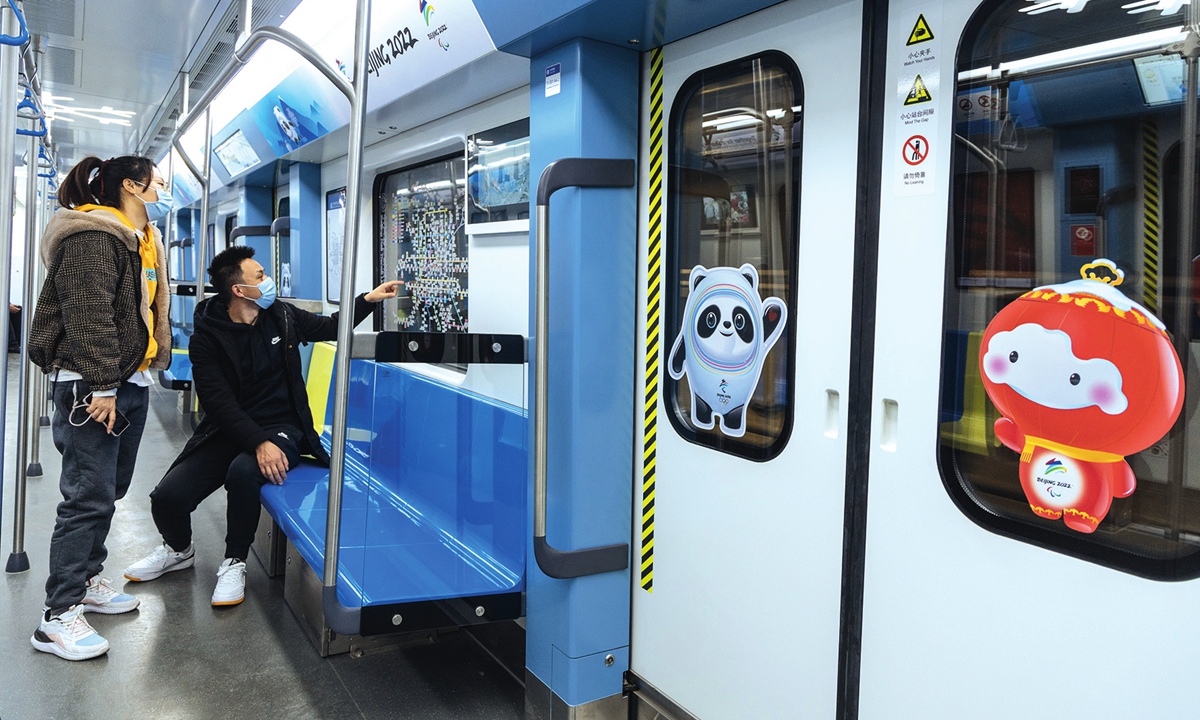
[1122,0,1189,14]
[1020,0,1091,14]
[43,98,137,127]
[958,26,1187,81]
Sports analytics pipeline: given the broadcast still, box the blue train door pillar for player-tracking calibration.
[526,39,639,719]
[286,161,322,299]
[238,185,273,265]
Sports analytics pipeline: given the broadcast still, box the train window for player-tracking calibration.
[665,52,802,462]
[942,1,1200,577]
[467,119,530,224]
[373,151,468,334]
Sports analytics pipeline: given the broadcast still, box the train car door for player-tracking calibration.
[860,0,1200,717]
[629,0,865,717]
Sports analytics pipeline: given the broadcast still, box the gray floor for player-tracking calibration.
[0,356,525,719]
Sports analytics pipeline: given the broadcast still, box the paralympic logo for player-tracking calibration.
[420,0,434,25]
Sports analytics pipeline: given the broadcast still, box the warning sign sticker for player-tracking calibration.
[904,75,933,105]
[907,14,935,46]
[894,6,942,196]
[903,135,930,166]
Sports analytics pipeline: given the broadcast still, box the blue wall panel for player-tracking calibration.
[526,38,638,708]
[288,162,323,300]
[238,186,275,275]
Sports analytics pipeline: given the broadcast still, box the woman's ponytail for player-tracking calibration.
[57,155,155,210]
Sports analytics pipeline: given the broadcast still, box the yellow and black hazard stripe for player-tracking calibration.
[641,47,664,594]
[1143,117,1160,314]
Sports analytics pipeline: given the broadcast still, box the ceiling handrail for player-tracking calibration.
[0,0,29,47]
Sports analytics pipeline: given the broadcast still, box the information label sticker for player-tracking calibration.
[894,6,942,196]
[545,63,561,97]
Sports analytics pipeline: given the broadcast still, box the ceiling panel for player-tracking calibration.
[25,0,232,167]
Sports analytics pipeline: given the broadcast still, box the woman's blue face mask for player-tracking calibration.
[135,180,175,222]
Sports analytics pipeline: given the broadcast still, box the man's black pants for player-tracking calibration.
[149,425,302,561]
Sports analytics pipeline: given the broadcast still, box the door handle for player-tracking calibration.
[533,157,635,580]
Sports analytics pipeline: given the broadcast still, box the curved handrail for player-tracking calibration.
[532,158,634,579]
[16,87,45,137]
[0,0,29,47]
[15,87,37,119]
[16,115,45,137]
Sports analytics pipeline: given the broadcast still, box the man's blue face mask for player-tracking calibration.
[237,277,277,309]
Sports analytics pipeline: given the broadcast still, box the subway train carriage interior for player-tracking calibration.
[6,0,1200,717]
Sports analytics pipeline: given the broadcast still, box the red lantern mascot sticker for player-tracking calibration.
[979,259,1184,533]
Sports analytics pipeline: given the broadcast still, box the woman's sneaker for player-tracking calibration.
[211,558,247,606]
[123,542,195,582]
[31,606,110,661]
[82,576,140,614]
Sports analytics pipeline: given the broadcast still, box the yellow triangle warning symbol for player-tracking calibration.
[906,14,935,46]
[904,74,933,105]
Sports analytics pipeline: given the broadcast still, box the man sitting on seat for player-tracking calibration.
[124,245,400,606]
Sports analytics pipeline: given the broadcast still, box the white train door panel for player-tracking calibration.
[860,0,1200,717]
[629,0,864,718]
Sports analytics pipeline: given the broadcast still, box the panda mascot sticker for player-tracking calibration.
[979,259,1184,533]
[668,264,787,438]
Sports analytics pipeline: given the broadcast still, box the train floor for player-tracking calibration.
[0,357,526,719]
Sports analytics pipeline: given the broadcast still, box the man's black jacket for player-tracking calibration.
[172,294,374,470]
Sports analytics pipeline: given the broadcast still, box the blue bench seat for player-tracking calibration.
[158,351,193,390]
[260,358,527,615]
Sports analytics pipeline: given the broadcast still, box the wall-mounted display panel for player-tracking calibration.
[374,153,468,333]
[326,187,346,305]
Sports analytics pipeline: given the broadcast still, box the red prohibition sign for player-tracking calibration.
[904,134,929,166]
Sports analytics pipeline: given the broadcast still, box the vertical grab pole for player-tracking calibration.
[26,141,43,476]
[322,0,370,635]
[0,3,23,567]
[34,166,47,429]
[27,32,44,468]
[196,108,212,303]
[6,132,38,573]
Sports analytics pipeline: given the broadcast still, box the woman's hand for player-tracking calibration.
[365,280,404,303]
[87,395,119,434]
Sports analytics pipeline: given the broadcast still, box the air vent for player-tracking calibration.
[44,46,77,86]
[190,41,233,90]
[25,0,78,39]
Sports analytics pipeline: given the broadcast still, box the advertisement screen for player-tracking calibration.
[1134,55,1186,106]
[214,130,261,176]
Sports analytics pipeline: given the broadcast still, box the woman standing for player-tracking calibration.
[26,155,173,660]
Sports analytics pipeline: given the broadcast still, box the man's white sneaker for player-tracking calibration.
[212,558,246,607]
[81,576,140,614]
[31,606,110,661]
[123,542,195,582]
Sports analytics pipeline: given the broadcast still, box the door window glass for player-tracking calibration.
[942,0,1200,577]
[666,52,802,461]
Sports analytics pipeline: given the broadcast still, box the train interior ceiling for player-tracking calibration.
[5,0,1200,718]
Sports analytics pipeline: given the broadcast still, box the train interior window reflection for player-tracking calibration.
[665,52,802,462]
[942,1,1200,577]
[1068,166,1101,215]
[468,119,530,224]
